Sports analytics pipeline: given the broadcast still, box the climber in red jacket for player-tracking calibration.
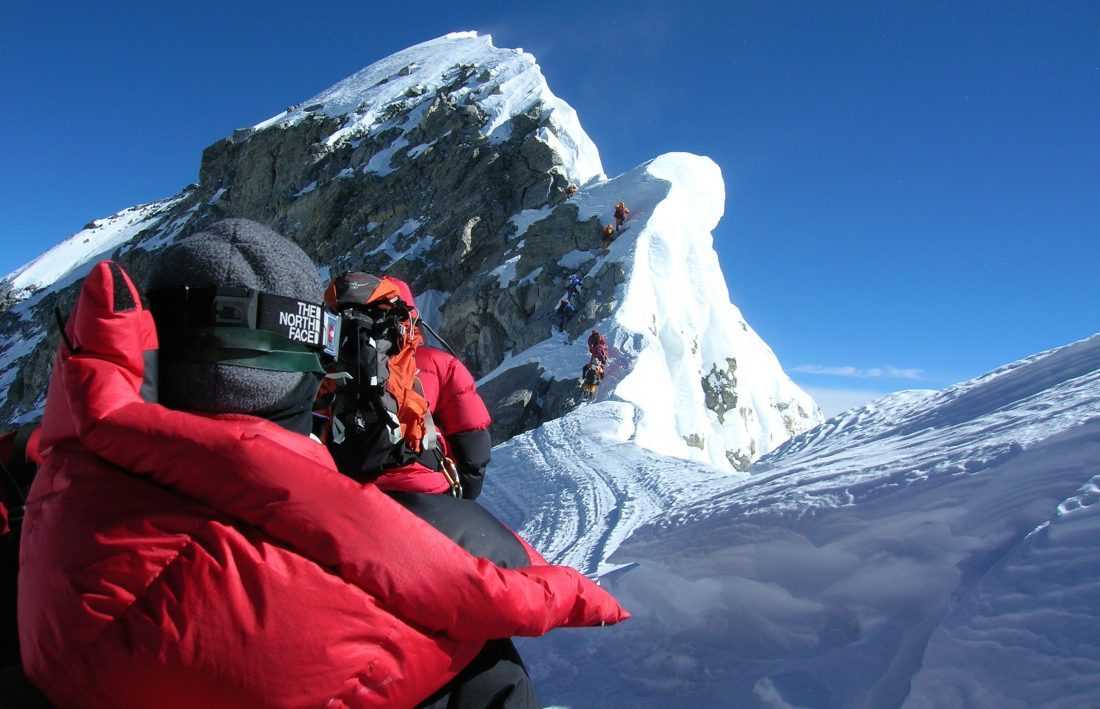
[18,219,628,709]
[614,201,630,232]
[588,328,608,365]
[319,271,555,706]
[317,272,492,499]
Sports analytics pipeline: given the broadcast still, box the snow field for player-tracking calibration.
[487,332,1100,708]
[484,401,738,576]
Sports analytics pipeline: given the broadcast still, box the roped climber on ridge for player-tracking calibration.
[580,357,605,401]
[588,329,608,365]
[614,201,630,232]
[555,293,577,331]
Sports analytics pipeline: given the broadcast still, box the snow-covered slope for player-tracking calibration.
[3,198,181,300]
[487,401,736,577]
[483,332,1100,708]
[0,198,182,420]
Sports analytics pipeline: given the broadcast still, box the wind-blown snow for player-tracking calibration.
[486,401,736,577]
[252,32,604,187]
[0,197,182,421]
[483,332,1100,708]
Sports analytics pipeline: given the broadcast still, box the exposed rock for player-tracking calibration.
[684,434,706,450]
[702,358,739,423]
[477,362,546,444]
[726,450,753,472]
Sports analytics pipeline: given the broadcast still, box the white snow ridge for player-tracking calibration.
[483,333,1100,708]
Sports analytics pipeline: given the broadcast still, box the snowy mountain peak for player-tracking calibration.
[252,32,604,186]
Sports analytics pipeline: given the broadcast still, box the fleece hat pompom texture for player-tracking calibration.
[147,218,323,415]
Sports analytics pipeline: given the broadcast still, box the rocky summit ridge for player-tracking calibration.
[0,32,821,470]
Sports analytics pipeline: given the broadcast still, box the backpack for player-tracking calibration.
[582,362,603,387]
[318,274,446,483]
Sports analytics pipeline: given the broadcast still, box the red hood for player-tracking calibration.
[384,275,419,320]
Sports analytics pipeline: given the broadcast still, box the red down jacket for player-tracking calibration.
[18,261,628,708]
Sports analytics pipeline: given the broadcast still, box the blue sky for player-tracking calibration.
[2,1,1097,415]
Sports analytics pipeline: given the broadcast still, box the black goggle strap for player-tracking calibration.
[148,287,341,373]
[169,327,325,373]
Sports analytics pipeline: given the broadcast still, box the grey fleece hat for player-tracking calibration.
[147,218,324,415]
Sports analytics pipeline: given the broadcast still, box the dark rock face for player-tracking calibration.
[477,361,588,445]
[477,362,546,444]
[726,449,753,472]
[702,358,739,423]
[0,65,622,435]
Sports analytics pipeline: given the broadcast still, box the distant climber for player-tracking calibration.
[580,357,605,401]
[614,201,630,232]
[317,272,493,500]
[565,184,578,197]
[554,294,577,331]
[566,273,583,298]
[588,329,608,365]
[600,223,616,250]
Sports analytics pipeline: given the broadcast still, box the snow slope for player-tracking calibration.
[3,197,181,300]
[483,332,1100,708]
[487,401,736,577]
[0,198,182,421]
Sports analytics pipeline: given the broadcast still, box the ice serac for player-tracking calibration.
[482,333,1100,708]
[594,153,820,470]
[0,31,818,465]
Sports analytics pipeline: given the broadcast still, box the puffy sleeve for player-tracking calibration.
[424,348,492,499]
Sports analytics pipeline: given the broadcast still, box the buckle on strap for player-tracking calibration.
[440,456,462,498]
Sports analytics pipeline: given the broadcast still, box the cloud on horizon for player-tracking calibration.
[801,386,890,418]
[793,364,924,380]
